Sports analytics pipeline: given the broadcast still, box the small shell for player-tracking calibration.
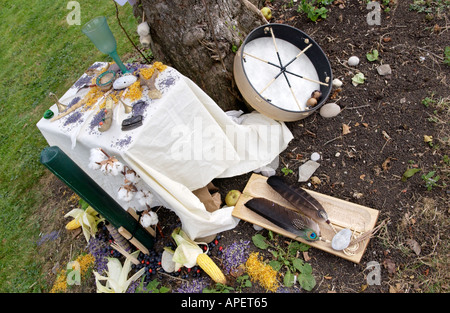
[331,228,352,250]
[311,90,322,99]
[306,97,318,107]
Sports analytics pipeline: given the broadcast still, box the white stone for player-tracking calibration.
[319,102,341,118]
[377,64,392,76]
[310,152,321,161]
[331,228,352,250]
[253,224,264,231]
[113,74,137,90]
[332,78,343,88]
[348,56,360,67]
[298,160,320,182]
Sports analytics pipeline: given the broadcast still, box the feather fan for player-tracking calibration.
[266,176,330,223]
[245,198,320,241]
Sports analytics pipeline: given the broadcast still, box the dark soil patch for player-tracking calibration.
[40,1,449,294]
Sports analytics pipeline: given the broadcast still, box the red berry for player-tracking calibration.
[214,239,219,245]
[219,246,223,251]
[187,268,191,272]
[148,269,152,273]
[141,260,145,264]
[197,269,201,273]
[146,261,150,265]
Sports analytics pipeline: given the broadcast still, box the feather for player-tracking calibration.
[266,175,330,223]
[245,198,320,241]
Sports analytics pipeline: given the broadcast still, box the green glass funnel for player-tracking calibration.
[82,16,131,74]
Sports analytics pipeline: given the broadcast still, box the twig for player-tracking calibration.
[324,136,342,146]
[158,271,189,283]
[113,0,151,64]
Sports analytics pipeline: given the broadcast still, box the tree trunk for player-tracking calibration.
[133,0,267,112]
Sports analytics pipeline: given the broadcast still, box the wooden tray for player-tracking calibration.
[232,174,379,263]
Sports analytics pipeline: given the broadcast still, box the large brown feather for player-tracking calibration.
[266,176,329,223]
[245,198,321,241]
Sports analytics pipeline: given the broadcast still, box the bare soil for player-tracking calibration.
[37,0,449,294]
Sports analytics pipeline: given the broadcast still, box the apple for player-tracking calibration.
[261,7,272,21]
[225,190,241,206]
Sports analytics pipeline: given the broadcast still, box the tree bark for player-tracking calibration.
[133,0,267,111]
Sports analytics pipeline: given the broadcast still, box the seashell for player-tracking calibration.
[113,74,137,90]
[331,228,352,250]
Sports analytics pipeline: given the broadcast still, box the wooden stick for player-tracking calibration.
[283,44,313,69]
[118,226,149,255]
[289,86,303,111]
[111,243,140,265]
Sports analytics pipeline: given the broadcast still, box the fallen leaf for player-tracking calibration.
[361,284,368,292]
[362,122,369,127]
[423,135,433,143]
[383,258,396,275]
[324,275,333,280]
[406,238,421,255]
[352,72,366,86]
[360,174,366,180]
[302,251,311,262]
[382,157,392,171]
[401,168,421,182]
[342,123,351,135]
[310,176,321,185]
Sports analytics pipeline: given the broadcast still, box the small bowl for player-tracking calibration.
[96,70,116,91]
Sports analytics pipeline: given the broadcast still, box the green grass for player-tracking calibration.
[0,0,138,292]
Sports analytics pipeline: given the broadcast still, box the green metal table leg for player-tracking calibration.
[40,146,154,252]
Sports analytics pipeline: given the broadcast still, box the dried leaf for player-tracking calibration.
[342,123,351,135]
[406,239,421,255]
[423,135,433,143]
[383,258,396,275]
[382,157,392,172]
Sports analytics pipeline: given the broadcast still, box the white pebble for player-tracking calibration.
[377,64,392,76]
[319,102,341,118]
[298,160,320,182]
[331,228,352,250]
[332,78,343,88]
[348,56,360,67]
[310,152,321,161]
[253,224,263,231]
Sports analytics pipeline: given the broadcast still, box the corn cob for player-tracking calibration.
[196,253,227,285]
[66,219,81,230]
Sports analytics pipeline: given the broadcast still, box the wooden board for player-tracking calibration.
[232,174,380,263]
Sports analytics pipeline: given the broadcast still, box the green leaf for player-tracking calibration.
[298,273,316,291]
[245,280,252,287]
[159,286,170,293]
[252,234,269,249]
[401,168,421,182]
[352,72,366,86]
[366,49,379,62]
[284,270,295,287]
[289,241,310,254]
[292,258,305,272]
[269,260,282,271]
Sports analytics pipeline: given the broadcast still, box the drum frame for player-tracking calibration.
[233,23,333,122]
